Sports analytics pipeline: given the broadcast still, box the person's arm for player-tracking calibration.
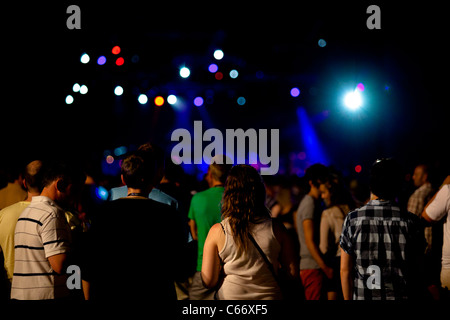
[422,183,450,223]
[187,197,198,241]
[82,280,90,300]
[340,247,354,300]
[188,219,198,241]
[48,253,67,274]
[273,219,298,280]
[303,219,333,279]
[201,223,222,289]
[319,212,330,255]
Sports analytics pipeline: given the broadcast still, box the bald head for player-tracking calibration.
[24,160,44,194]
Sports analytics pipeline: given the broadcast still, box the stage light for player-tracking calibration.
[154,96,164,106]
[97,56,106,65]
[95,186,109,201]
[213,49,224,60]
[114,86,124,96]
[106,155,114,164]
[80,53,90,64]
[208,64,218,73]
[318,39,327,47]
[131,54,139,63]
[194,97,204,107]
[180,67,190,78]
[229,69,239,79]
[80,85,88,94]
[215,72,223,80]
[290,87,300,97]
[344,90,362,110]
[237,97,246,105]
[65,95,74,104]
[112,46,121,55]
[355,165,362,173]
[167,94,177,105]
[114,146,127,156]
[73,83,80,92]
[116,57,124,66]
[356,83,365,91]
[138,94,148,104]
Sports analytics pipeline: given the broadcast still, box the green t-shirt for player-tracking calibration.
[188,187,224,271]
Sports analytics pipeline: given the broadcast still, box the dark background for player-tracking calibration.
[3,1,449,182]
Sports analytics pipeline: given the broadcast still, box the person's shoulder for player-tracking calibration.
[440,184,450,194]
[298,194,313,208]
[190,189,210,201]
[321,207,334,217]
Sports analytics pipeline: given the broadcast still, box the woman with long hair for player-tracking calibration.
[201,165,297,299]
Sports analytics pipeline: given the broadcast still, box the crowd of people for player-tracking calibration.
[0,143,449,301]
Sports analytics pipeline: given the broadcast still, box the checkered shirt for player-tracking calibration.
[340,199,425,300]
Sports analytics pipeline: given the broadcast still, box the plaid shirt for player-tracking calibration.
[340,200,425,300]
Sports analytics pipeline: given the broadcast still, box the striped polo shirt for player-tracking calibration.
[11,196,72,300]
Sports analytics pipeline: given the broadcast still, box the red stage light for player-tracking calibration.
[355,165,362,173]
[116,57,124,66]
[215,72,223,80]
[112,46,121,55]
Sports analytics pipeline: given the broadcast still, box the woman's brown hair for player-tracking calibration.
[221,165,271,255]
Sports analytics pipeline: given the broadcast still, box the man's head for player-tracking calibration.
[208,155,232,186]
[41,160,86,207]
[304,163,329,200]
[369,158,403,201]
[412,164,429,188]
[137,143,165,185]
[23,160,44,195]
[121,150,156,191]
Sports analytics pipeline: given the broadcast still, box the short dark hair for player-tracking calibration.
[41,160,86,191]
[369,158,403,200]
[210,155,232,184]
[121,150,156,189]
[304,163,329,189]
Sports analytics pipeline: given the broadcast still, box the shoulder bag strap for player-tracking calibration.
[248,233,279,283]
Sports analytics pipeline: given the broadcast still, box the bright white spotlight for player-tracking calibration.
[213,49,224,60]
[344,90,362,110]
[179,67,190,78]
[80,85,88,94]
[80,53,90,64]
[65,95,74,105]
[73,83,80,92]
[138,94,148,104]
[167,94,177,105]
[114,86,124,96]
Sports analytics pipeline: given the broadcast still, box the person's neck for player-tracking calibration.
[127,187,152,197]
[25,192,40,202]
[40,186,57,202]
[210,180,223,188]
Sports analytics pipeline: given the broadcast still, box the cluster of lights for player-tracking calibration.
[80,46,126,67]
[66,82,88,104]
[73,45,352,109]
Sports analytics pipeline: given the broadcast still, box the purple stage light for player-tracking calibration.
[208,64,218,73]
[194,97,204,107]
[290,87,300,97]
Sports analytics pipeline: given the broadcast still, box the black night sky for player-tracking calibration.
[4,1,449,181]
